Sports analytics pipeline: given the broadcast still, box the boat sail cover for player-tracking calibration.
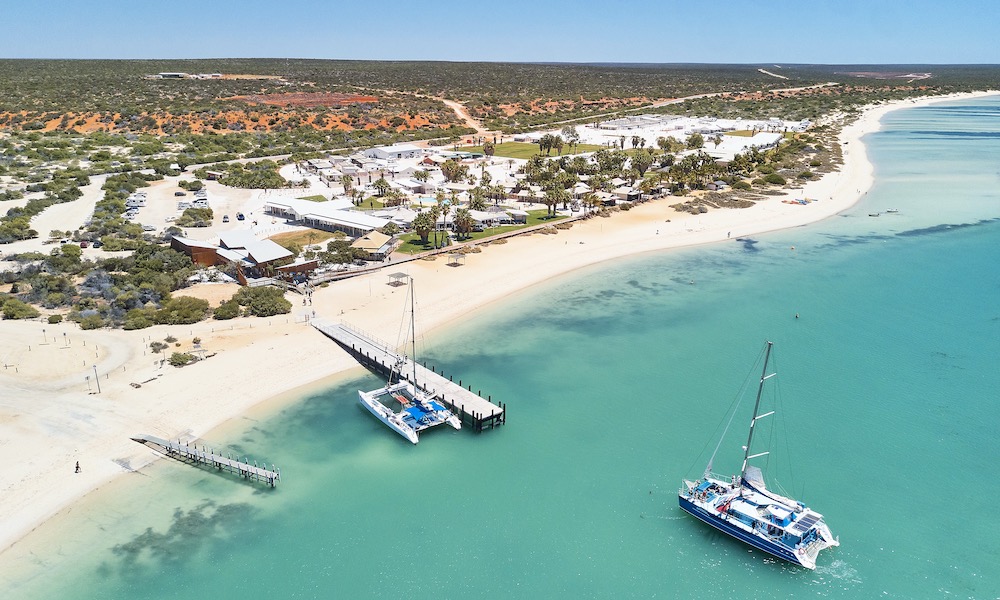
[744,465,766,489]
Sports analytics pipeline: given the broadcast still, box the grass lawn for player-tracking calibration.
[352,197,387,210]
[462,142,605,160]
[395,233,441,254]
[268,229,342,248]
[394,210,566,253]
[298,195,327,202]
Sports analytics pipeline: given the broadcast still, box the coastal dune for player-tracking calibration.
[0,91,992,558]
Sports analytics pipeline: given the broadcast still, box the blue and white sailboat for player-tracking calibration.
[678,341,838,569]
[358,277,460,444]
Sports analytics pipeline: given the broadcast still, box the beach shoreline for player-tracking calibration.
[0,90,995,560]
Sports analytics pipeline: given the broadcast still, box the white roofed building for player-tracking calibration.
[264,197,389,237]
[363,143,423,161]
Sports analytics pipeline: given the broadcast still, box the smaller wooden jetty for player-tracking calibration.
[132,434,281,487]
[312,320,506,432]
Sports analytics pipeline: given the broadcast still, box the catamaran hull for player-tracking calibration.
[678,496,809,569]
[358,390,419,444]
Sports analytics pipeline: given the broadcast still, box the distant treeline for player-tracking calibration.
[1,60,999,133]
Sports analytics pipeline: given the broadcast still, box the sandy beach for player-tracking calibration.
[0,90,994,557]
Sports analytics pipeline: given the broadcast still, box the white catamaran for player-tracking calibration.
[678,341,838,569]
[358,278,461,444]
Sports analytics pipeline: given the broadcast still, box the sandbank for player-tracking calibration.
[0,90,995,559]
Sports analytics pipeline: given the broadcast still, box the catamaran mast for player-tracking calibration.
[740,341,774,482]
[410,277,418,391]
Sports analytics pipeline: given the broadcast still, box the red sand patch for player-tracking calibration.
[228,92,379,108]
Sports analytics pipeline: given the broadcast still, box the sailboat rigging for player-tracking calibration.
[678,341,838,569]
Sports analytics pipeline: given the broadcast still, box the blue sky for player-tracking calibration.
[3,0,998,64]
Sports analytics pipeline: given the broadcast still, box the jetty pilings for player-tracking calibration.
[131,434,280,487]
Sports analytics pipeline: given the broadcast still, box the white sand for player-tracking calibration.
[0,91,995,557]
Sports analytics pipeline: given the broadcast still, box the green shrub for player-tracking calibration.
[47,314,63,324]
[764,173,786,185]
[174,207,214,227]
[797,171,814,179]
[154,296,210,325]
[732,181,752,191]
[2,298,40,319]
[168,352,196,367]
[79,314,105,329]
[150,341,169,353]
[213,299,241,320]
[123,308,155,330]
[233,287,292,317]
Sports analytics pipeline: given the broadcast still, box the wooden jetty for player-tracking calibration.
[132,434,281,487]
[312,320,506,432]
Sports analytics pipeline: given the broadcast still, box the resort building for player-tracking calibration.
[363,143,423,161]
[350,231,395,261]
[263,198,390,237]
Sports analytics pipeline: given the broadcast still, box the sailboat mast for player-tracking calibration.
[740,341,773,481]
[410,277,418,390]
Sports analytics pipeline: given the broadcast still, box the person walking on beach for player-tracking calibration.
[75,461,81,473]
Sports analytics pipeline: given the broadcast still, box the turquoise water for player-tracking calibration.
[4,96,1000,599]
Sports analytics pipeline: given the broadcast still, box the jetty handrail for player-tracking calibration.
[336,321,400,356]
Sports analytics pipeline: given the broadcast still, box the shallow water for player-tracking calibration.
[4,96,1000,599]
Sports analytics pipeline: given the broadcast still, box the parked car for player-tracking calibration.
[174,191,186,196]
[92,240,103,248]
[142,225,156,231]
[236,212,245,221]
[222,215,230,223]
[79,241,89,248]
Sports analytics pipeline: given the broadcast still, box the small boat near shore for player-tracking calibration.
[358,277,460,444]
[885,208,899,213]
[678,341,838,569]
[868,212,880,217]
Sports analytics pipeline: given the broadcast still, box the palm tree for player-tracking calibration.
[340,174,354,196]
[425,203,442,247]
[552,135,564,156]
[452,207,475,240]
[542,186,568,217]
[373,177,390,197]
[631,148,654,176]
[469,192,487,211]
[439,193,452,232]
[441,158,468,182]
[411,211,435,243]
[539,134,554,156]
